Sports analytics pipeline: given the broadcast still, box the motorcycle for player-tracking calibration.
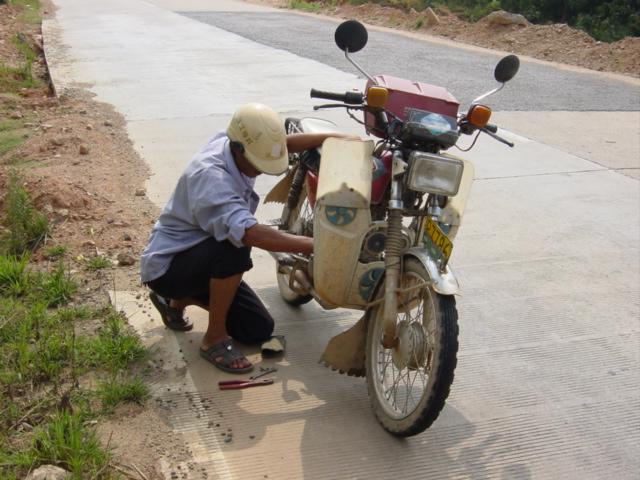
[265,20,519,437]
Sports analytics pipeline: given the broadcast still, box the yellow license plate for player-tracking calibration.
[422,218,453,264]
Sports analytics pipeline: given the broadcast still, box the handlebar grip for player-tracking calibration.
[484,123,498,133]
[310,88,363,105]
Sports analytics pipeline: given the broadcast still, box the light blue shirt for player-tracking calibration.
[140,132,259,283]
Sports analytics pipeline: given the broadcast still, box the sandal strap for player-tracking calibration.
[206,339,246,364]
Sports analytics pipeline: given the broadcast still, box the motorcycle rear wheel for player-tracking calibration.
[366,258,459,437]
[276,119,314,306]
[276,189,314,305]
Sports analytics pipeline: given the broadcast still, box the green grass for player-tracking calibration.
[1,171,49,255]
[0,199,146,478]
[0,254,30,296]
[9,0,42,24]
[31,411,111,477]
[0,132,26,157]
[44,245,67,259]
[86,255,112,271]
[0,16,42,92]
[288,0,324,12]
[0,2,149,477]
[0,118,26,133]
[98,376,149,410]
[78,311,146,372]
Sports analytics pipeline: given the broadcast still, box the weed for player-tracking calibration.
[31,410,110,476]
[98,376,149,410]
[32,261,77,307]
[415,18,425,28]
[288,0,323,12]
[79,311,146,372]
[0,118,26,132]
[86,255,112,271]
[1,171,49,255]
[9,0,42,24]
[44,245,67,258]
[0,132,26,157]
[0,254,30,296]
[55,305,93,324]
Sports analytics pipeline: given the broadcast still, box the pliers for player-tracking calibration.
[218,378,274,390]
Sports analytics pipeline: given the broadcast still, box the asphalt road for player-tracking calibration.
[181,11,639,112]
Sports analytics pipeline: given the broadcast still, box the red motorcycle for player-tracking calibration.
[267,20,519,436]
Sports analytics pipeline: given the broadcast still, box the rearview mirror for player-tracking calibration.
[494,55,520,83]
[335,20,368,53]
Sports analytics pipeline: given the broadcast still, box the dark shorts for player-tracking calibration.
[146,237,274,344]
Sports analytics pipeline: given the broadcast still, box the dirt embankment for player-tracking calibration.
[252,0,640,78]
[1,3,183,478]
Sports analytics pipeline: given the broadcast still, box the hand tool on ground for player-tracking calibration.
[249,367,277,380]
[218,378,274,390]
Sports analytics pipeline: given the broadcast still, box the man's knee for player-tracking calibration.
[227,314,273,344]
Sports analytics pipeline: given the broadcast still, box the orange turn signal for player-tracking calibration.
[367,87,389,108]
[468,105,492,127]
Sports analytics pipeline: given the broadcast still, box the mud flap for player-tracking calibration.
[264,167,296,204]
[320,312,369,377]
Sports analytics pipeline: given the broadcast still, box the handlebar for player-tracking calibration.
[310,88,364,105]
[481,125,514,148]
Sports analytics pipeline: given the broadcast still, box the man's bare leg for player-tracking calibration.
[200,273,251,370]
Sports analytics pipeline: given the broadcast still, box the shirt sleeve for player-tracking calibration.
[187,169,258,248]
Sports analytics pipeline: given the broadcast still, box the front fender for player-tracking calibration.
[404,247,461,296]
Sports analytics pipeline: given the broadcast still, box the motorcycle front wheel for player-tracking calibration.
[366,258,459,437]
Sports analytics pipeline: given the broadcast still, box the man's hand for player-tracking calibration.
[242,224,313,255]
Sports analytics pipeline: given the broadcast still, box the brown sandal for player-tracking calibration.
[200,339,253,374]
[149,291,194,331]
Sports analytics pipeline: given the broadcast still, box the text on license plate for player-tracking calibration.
[422,218,453,263]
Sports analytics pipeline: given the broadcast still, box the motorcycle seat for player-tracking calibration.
[299,117,341,135]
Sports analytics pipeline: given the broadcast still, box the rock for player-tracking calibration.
[425,7,440,26]
[26,465,71,480]
[123,233,132,241]
[103,120,114,127]
[55,208,70,219]
[50,138,65,147]
[485,10,529,27]
[41,124,53,131]
[79,144,90,155]
[86,124,93,130]
[10,111,23,119]
[117,253,136,266]
[135,189,146,197]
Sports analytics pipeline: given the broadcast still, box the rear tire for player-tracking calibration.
[365,258,459,437]
[276,118,313,306]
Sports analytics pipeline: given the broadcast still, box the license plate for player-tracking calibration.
[422,218,453,266]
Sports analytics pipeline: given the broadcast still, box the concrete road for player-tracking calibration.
[44,0,639,478]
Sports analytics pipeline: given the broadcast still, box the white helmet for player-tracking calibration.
[227,103,288,175]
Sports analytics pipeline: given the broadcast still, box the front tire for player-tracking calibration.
[365,258,459,437]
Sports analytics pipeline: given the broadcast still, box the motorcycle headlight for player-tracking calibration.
[407,152,464,196]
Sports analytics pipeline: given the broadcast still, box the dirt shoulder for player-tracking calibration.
[250,0,639,79]
[1,2,185,478]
